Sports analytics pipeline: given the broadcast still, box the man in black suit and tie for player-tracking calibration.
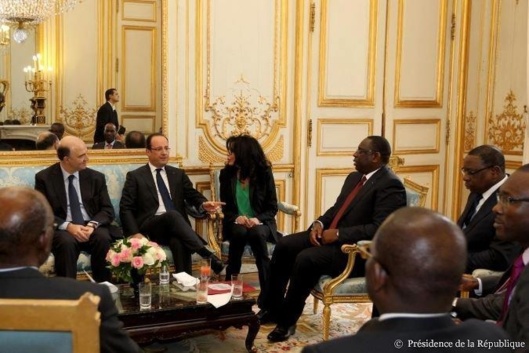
[94,88,123,144]
[0,186,141,353]
[458,145,520,273]
[35,136,118,282]
[302,207,512,353]
[92,123,125,149]
[263,136,407,342]
[120,133,225,274]
[455,164,529,347]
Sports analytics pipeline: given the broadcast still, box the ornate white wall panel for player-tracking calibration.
[121,27,156,111]
[393,119,440,154]
[395,0,446,106]
[316,119,373,156]
[123,0,157,22]
[318,0,376,106]
[315,169,350,219]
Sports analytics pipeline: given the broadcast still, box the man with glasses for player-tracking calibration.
[454,164,529,346]
[301,207,511,353]
[458,145,520,273]
[120,133,225,274]
[262,136,407,342]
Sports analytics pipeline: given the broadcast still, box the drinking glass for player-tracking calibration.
[159,263,170,285]
[196,277,209,304]
[231,274,243,299]
[200,258,211,279]
[138,282,152,310]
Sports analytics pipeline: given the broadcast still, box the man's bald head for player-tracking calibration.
[367,207,467,313]
[57,136,89,173]
[0,187,54,268]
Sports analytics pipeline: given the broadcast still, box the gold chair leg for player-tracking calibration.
[322,303,331,340]
[313,296,319,314]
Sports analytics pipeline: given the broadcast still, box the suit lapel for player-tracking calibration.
[142,164,160,202]
[457,193,479,227]
[344,167,386,213]
[466,192,496,228]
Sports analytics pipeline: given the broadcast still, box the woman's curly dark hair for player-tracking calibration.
[226,134,271,182]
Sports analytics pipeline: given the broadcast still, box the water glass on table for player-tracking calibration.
[138,282,152,310]
[231,274,243,300]
[196,277,208,304]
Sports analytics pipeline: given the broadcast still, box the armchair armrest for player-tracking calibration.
[321,244,362,296]
[278,200,301,233]
[206,210,224,258]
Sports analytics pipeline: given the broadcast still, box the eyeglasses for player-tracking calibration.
[355,147,375,155]
[149,146,171,152]
[496,193,529,206]
[460,165,493,176]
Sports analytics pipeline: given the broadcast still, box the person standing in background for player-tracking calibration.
[94,89,124,143]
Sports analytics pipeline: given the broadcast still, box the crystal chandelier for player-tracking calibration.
[0,0,81,44]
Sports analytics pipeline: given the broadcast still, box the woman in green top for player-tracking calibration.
[219,135,279,306]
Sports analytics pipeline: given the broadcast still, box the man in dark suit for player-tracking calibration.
[93,123,125,149]
[302,207,511,353]
[120,133,225,274]
[458,145,520,273]
[455,164,529,347]
[35,136,118,282]
[0,186,141,353]
[263,136,407,342]
[94,88,124,144]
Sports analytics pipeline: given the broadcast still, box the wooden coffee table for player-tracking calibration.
[116,284,260,352]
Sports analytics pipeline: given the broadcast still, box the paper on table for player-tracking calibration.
[173,272,199,287]
[207,288,233,308]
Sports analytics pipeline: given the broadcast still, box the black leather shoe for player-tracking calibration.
[267,325,296,342]
[257,309,277,324]
[209,254,225,274]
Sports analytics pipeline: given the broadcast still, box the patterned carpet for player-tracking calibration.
[144,264,372,353]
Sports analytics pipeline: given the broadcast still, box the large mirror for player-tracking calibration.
[0,0,166,158]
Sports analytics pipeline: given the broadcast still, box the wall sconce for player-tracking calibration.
[23,54,52,124]
[0,24,9,51]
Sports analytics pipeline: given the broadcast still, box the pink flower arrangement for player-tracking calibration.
[106,237,168,282]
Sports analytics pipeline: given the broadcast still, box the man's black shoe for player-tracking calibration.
[256,309,276,324]
[267,325,296,342]
[209,254,225,274]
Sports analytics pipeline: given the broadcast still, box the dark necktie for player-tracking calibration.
[463,194,482,227]
[329,176,367,229]
[156,168,175,211]
[68,175,84,225]
[497,255,525,325]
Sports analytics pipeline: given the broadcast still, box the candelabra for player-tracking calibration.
[23,54,51,124]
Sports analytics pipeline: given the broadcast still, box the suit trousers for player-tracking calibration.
[262,231,350,327]
[52,227,112,282]
[141,210,205,274]
[224,224,272,306]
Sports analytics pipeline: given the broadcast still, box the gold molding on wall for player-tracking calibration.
[316,118,374,156]
[318,0,377,107]
[314,168,351,219]
[196,0,288,159]
[463,110,477,152]
[392,118,441,154]
[120,25,157,112]
[394,0,447,108]
[488,90,526,155]
[122,0,158,23]
[197,135,284,164]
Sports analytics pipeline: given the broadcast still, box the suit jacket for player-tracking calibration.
[35,163,115,228]
[318,166,407,245]
[456,263,529,346]
[301,316,511,353]
[94,102,119,143]
[219,165,279,242]
[93,141,125,149]
[0,268,141,353]
[120,164,207,236]
[458,191,521,272]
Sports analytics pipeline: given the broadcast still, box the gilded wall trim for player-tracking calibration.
[198,135,284,164]
[196,0,288,160]
[394,0,447,108]
[122,0,158,22]
[120,26,157,112]
[392,118,441,154]
[318,0,377,107]
[463,110,477,151]
[488,90,526,154]
[314,168,351,219]
[316,118,374,156]
[59,94,98,142]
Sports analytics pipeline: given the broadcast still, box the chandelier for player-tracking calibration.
[0,0,81,43]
